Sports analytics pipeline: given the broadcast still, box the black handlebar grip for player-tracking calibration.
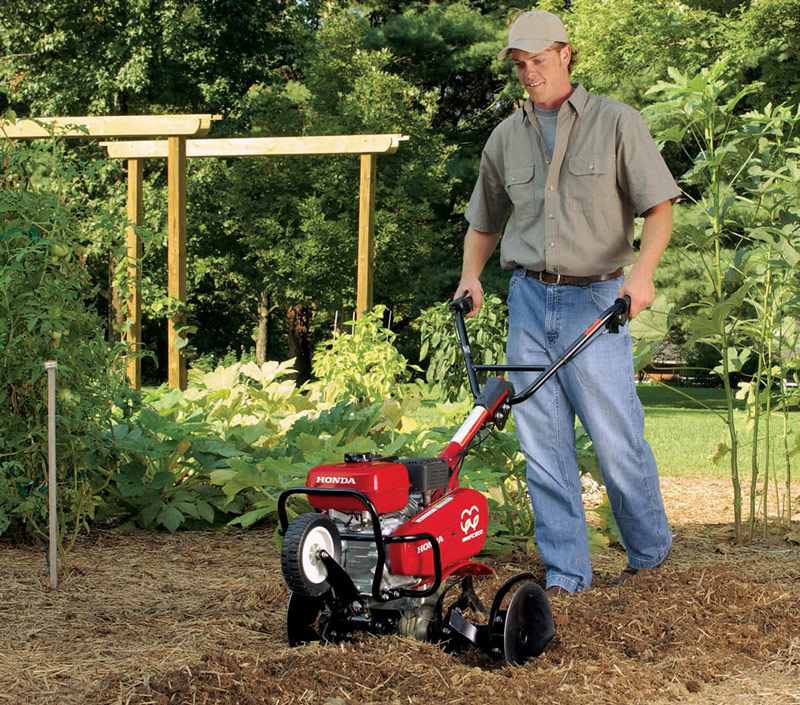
[449,291,473,316]
[606,295,632,333]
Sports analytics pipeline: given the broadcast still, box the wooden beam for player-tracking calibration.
[100,134,406,159]
[357,153,377,317]
[126,159,144,390]
[167,137,188,390]
[1,114,217,139]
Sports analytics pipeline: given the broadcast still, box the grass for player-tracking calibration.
[415,382,799,482]
[639,383,799,481]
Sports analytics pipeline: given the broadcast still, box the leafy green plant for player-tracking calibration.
[0,132,128,552]
[108,410,240,532]
[310,305,418,404]
[417,294,508,402]
[108,359,314,531]
[646,62,800,541]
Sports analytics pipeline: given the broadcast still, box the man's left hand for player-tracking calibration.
[619,200,674,319]
[617,264,654,320]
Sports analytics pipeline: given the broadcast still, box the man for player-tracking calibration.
[455,10,678,596]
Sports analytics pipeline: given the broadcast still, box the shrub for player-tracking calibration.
[417,293,507,402]
[0,133,128,548]
[310,305,418,404]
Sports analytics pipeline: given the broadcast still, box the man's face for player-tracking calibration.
[512,46,572,110]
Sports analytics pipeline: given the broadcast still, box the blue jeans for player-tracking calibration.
[506,270,671,593]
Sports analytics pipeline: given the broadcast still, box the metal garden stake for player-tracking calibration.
[45,360,58,590]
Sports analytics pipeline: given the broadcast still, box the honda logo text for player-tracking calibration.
[316,476,356,485]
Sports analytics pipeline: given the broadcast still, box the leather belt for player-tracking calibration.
[521,267,624,286]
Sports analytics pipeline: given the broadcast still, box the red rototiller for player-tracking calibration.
[278,292,631,665]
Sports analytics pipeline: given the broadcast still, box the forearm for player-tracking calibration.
[454,226,501,314]
[619,200,673,318]
[462,226,501,277]
[634,201,673,276]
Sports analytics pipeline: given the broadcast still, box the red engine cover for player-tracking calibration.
[388,487,488,576]
[306,461,410,514]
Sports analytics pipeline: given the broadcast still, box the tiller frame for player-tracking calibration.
[277,292,631,665]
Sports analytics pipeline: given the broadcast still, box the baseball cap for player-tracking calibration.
[497,10,569,60]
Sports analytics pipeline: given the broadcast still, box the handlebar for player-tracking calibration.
[450,291,473,317]
[449,292,631,405]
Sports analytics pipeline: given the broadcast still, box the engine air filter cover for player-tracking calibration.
[400,457,450,492]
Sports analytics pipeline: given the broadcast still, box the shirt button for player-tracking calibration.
[589,164,594,170]
[549,242,555,247]
[545,159,551,164]
[548,186,554,191]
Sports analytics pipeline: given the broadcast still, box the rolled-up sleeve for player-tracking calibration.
[465,134,512,233]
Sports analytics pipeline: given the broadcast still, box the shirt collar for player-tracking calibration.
[521,83,587,123]
[566,84,588,115]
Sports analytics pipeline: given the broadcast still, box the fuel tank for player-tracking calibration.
[305,461,410,514]
[388,487,488,576]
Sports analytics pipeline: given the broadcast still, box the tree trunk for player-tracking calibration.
[286,304,312,383]
[256,290,270,365]
[108,254,124,344]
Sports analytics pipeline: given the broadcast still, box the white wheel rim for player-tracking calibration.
[301,525,335,585]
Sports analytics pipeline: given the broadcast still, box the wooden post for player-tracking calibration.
[45,361,58,590]
[126,159,144,389]
[357,153,377,317]
[99,133,407,365]
[167,137,187,390]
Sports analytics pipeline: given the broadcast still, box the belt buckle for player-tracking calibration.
[554,272,562,285]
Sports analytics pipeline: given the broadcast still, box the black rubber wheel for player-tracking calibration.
[281,513,342,596]
[503,582,554,666]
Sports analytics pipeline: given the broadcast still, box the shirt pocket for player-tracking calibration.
[567,155,617,211]
[504,165,539,221]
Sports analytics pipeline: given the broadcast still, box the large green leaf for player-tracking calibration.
[158,505,185,533]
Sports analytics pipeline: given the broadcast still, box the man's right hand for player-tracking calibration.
[453,276,483,318]
[455,226,501,319]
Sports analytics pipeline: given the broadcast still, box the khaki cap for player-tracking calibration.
[497,10,569,60]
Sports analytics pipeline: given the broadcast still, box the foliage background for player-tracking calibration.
[2,0,800,548]
[3,0,799,377]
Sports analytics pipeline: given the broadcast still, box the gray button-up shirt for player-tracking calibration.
[465,84,680,277]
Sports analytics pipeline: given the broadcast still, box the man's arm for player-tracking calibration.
[617,199,673,319]
[453,226,501,317]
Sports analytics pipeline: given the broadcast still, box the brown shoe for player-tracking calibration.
[616,566,639,584]
[616,551,670,585]
[545,585,570,599]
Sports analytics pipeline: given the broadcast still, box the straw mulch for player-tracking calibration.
[1,477,798,705]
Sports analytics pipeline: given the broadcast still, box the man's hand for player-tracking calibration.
[453,276,483,318]
[617,264,654,320]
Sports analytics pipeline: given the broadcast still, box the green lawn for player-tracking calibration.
[415,383,798,481]
[639,383,798,480]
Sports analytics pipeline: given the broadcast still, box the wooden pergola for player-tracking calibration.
[2,114,216,389]
[101,133,406,390]
[2,115,406,391]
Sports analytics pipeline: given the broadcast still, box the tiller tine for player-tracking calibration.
[502,582,554,666]
[438,573,554,666]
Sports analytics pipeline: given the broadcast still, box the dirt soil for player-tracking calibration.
[1,477,799,705]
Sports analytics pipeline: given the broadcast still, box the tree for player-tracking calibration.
[567,0,725,108]
[180,4,456,377]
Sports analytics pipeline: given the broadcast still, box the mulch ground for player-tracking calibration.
[1,477,799,705]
